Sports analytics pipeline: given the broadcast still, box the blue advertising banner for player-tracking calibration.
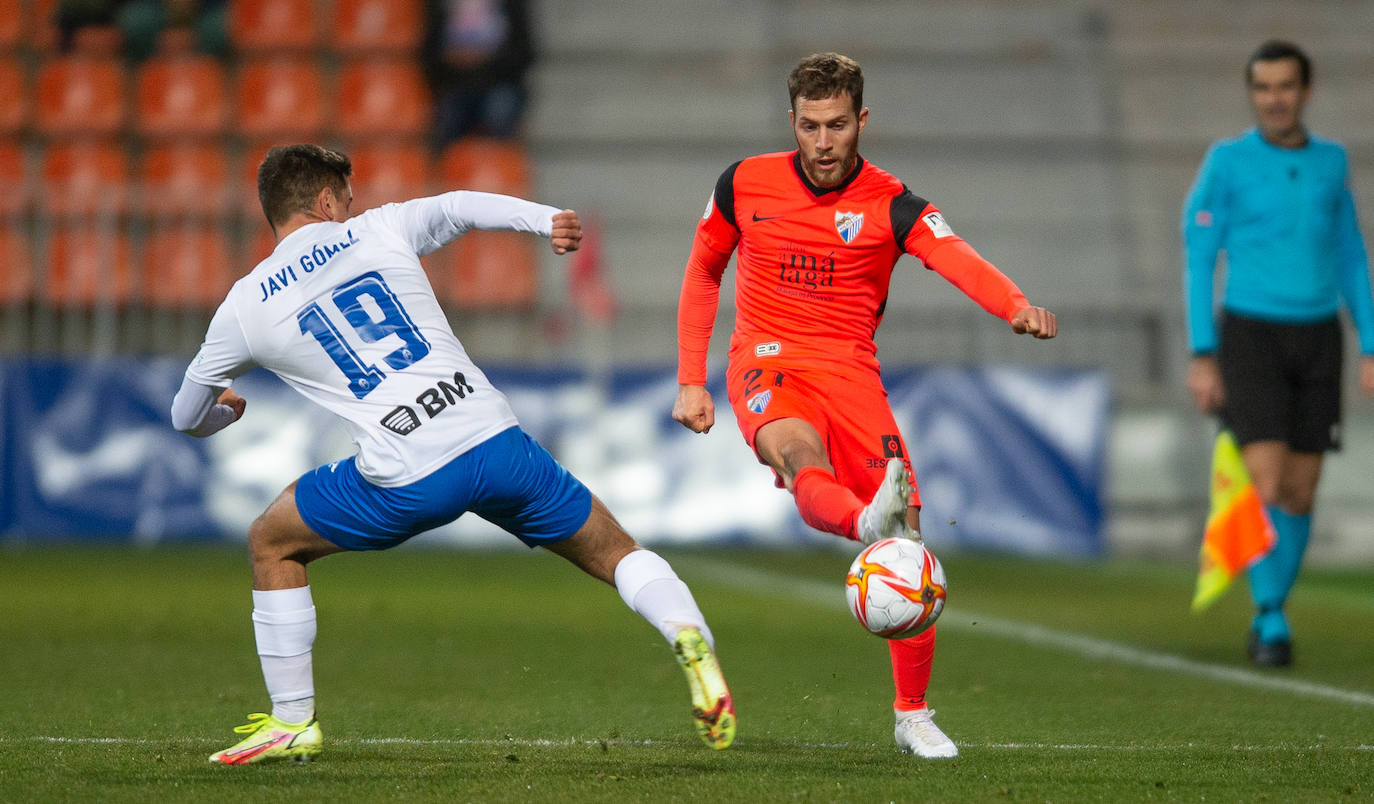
[1,359,1108,555]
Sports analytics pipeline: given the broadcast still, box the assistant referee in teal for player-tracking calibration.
[1183,39,1374,667]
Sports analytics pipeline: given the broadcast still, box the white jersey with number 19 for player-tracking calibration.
[185,191,558,487]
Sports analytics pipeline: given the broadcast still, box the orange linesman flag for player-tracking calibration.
[1191,429,1276,612]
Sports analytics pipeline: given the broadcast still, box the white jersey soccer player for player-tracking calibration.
[172,145,734,764]
[181,191,536,485]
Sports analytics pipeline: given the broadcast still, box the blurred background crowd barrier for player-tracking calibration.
[2,0,1372,559]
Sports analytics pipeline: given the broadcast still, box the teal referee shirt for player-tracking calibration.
[1182,127,1374,355]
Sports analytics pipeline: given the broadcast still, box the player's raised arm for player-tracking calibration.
[382,190,567,257]
[894,197,1055,339]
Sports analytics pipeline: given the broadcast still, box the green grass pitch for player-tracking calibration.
[1,544,1370,802]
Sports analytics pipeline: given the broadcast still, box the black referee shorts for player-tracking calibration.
[1218,312,1343,452]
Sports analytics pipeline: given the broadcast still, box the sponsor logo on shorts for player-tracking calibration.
[835,210,864,243]
[379,371,477,436]
[747,390,772,414]
[881,434,905,458]
[755,341,782,357]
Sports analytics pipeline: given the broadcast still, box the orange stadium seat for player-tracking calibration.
[244,222,277,273]
[0,0,24,51]
[28,0,58,51]
[0,141,28,217]
[228,0,318,52]
[0,58,26,134]
[431,139,537,308]
[336,60,430,139]
[349,142,431,208]
[139,143,231,219]
[44,225,134,306]
[40,140,129,218]
[142,225,234,309]
[332,0,423,53]
[0,222,33,304]
[439,137,531,195]
[238,140,275,219]
[234,58,326,138]
[134,53,229,138]
[35,54,126,136]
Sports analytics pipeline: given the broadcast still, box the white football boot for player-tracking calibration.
[894,708,958,758]
[856,458,911,545]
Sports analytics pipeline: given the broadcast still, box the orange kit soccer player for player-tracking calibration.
[672,52,1057,758]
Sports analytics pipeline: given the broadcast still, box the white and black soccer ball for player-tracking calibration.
[844,537,947,639]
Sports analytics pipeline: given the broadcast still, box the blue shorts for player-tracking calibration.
[294,426,593,551]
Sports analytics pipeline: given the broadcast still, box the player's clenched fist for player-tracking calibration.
[550,209,582,254]
[217,388,246,423]
[672,384,715,434]
[1011,306,1057,339]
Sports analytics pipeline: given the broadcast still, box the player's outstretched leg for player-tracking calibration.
[209,713,323,765]
[551,498,736,749]
[856,458,912,545]
[672,626,737,750]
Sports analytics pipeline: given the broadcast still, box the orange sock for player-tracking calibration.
[792,466,863,539]
[889,625,937,711]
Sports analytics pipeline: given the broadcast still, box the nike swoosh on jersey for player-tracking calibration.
[751,212,783,222]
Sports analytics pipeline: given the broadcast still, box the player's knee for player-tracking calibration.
[1278,485,1316,515]
[777,439,828,480]
[1248,473,1282,507]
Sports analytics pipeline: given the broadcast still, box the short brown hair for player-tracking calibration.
[257,144,352,229]
[787,52,864,114]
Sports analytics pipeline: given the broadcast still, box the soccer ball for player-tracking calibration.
[845,537,947,639]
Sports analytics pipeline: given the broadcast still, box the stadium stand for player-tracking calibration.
[335,59,431,140]
[139,142,231,219]
[227,0,318,52]
[141,225,234,309]
[40,140,129,218]
[0,223,32,305]
[35,52,125,136]
[234,57,327,138]
[0,140,27,218]
[332,0,423,54]
[431,138,538,308]
[0,0,23,52]
[0,57,26,134]
[348,142,432,208]
[237,140,275,219]
[43,224,134,307]
[133,51,230,139]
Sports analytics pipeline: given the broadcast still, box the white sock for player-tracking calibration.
[613,549,714,649]
[251,586,317,724]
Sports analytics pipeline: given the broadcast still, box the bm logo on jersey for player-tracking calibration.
[834,211,864,243]
[380,371,476,435]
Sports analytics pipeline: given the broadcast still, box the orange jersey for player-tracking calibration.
[678,151,1029,383]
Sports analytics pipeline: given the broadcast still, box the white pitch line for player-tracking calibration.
[681,557,1374,709]
[7,736,1374,752]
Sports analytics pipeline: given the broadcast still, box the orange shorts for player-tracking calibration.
[726,353,920,508]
